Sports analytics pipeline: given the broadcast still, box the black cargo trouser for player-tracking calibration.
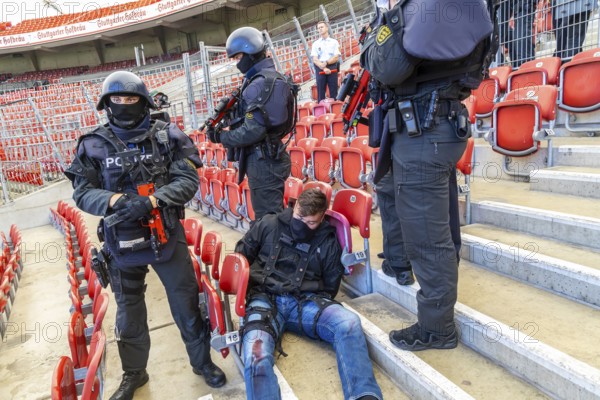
[246,150,291,220]
[110,224,211,371]
[391,103,467,335]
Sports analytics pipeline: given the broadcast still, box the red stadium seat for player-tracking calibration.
[331,189,373,293]
[223,181,245,228]
[80,331,106,400]
[51,356,77,400]
[284,177,304,207]
[201,231,222,282]
[310,137,347,185]
[487,85,557,158]
[240,180,255,223]
[200,274,229,358]
[303,181,333,205]
[507,57,561,92]
[558,48,600,132]
[183,218,203,257]
[456,138,475,224]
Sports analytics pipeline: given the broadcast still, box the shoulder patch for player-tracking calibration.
[376,25,392,46]
[245,112,254,120]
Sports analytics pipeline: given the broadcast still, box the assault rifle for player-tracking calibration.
[336,68,372,135]
[200,89,241,132]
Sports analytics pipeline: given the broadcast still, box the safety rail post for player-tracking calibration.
[263,30,284,74]
[82,83,103,124]
[293,16,316,79]
[199,41,215,116]
[345,0,361,37]
[182,52,199,130]
[26,98,67,171]
[319,4,330,24]
[0,163,12,204]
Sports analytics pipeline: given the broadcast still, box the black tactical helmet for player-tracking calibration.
[226,27,266,58]
[96,71,156,111]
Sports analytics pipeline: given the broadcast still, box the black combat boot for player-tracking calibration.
[381,260,415,286]
[109,369,149,400]
[193,361,226,388]
[389,323,458,351]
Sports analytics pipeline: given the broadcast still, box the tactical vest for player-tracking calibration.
[361,0,498,97]
[236,69,298,140]
[69,120,181,267]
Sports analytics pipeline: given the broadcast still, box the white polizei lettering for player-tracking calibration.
[105,153,162,168]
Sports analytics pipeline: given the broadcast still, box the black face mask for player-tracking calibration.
[290,217,317,243]
[108,100,147,129]
[236,53,255,74]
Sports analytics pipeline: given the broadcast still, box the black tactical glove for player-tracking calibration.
[207,125,221,144]
[114,194,154,223]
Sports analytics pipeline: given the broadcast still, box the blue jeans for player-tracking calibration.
[242,294,383,400]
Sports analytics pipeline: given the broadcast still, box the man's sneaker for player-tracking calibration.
[382,260,415,286]
[389,323,458,351]
[109,370,149,400]
[193,361,226,388]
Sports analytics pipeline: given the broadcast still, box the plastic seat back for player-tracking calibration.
[338,147,365,189]
[183,218,203,256]
[202,231,222,281]
[224,182,243,219]
[331,189,372,239]
[288,146,308,181]
[219,253,250,317]
[325,210,352,253]
[559,50,600,112]
[81,331,106,400]
[508,57,561,91]
[68,311,88,368]
[284,177,304,207]
[210,179,225,213]
[456,138,475,176]
[51,356,77,400]
[303,181,333,205]
[200,274,228,359]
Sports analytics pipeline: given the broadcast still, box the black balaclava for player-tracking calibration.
[107,98,147,129]
[290,217,317,243]
[237,51,266,74]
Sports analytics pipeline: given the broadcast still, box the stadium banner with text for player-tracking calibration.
[0,0,213,50]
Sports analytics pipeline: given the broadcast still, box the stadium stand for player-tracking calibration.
[1,1,600,399]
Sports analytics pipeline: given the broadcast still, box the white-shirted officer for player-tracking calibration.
[311,21,341,102]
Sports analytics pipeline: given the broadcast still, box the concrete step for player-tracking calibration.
[345,294,548,400]
[461,223,600,308]
[554,145,600,168]
[466,178,600,250]
[530,166,600,199]
[351,267,600,400]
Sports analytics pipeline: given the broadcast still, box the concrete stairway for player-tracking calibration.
[341,140,600,400]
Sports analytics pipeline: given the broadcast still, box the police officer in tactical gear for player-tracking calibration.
[65,70,226,399]
[207,26,294,220]
[235,189,383,400]
[361,0,495,351]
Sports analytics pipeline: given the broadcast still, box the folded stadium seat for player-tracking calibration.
[79,331,106,400]
[183,218,203,263]
[199,274,229,358]
[209,178,226,221]
[330,117,347,138]
[294,121,311,142]
[329,100,345,116]
[68,311,90,369]
[223,182,246,230]
[284,177,304,207]
[312,103,328,117]
[472,66,512,128]
[557,48,600,133]
[507,57,561,92]
[0,291,8,338]
[51,356,78,400]
[309,137,348,185]
[198,167,220,216]
[309,119,329,144]
[324,210,353,274]
[208,253,250,371]
[331,189,373,294]
[220,168,237,184]
[485,85,558,175]
[214,147,228,169]
[288,145,309,181]
[239,180,255,223]
[337,147,366,189]
[298,102,315,120]
[463,95,477,125]
[456,138,475,224]
[201,231,222,285]
[302,181,333,205]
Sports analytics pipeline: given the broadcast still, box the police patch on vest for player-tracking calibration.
[245,112,254,120]
[376,25,392,46]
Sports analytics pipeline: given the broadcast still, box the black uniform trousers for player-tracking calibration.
[315,66,339,102]
[110,224,210,371]
[245,149,291,220]
[390,104,467,335]
[377,165,462,272]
